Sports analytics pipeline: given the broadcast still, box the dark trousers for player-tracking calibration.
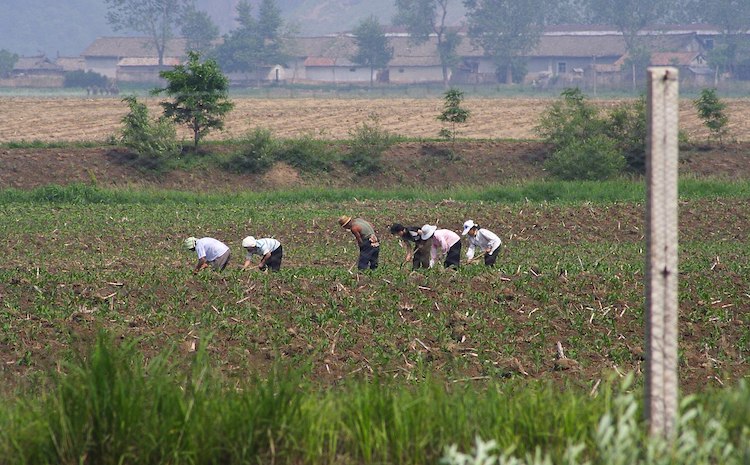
[484,248,499,267]
[444,241,461,268]
[412,238,431,269]
[261,245,283,272]
[358,241,379,270]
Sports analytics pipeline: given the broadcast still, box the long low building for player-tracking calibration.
[77,25,726,87]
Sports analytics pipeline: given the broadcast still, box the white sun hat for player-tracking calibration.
[184,237,198,249]
[420,224,437,240]
[242,236,257,248]
[462,220,476,235]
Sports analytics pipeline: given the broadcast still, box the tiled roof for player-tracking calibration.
[649,51,705,66]
[82,37,187,58]
[55,56,85,71]
[303,56,357,67]
[13,56,61,71]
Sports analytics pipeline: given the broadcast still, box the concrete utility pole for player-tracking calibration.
[644,66,679,438]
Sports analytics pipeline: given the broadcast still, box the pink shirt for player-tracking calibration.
[430,229,460,265]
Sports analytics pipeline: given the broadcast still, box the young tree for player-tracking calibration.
[153,51,234,148]
[464,0,544,84]
[181,2,219,55]
[104,0,191,65]
[393,0,461,88]
[694,88,730,145]
[351,15,394,88]
[0,49,19,78]
[119,95,180,166]
[437,87,470,149]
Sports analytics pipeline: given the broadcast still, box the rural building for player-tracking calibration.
[70,24,734,88]
[5,55,65,87]
[54,56,86,73]
[81,37,187,81]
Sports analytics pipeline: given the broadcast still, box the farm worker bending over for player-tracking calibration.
[242,236,283,272]
[339,215,380,270]
[420,224,461,269]
[184,237,231,273]
[462,220,502,267]
[389,223,430,269]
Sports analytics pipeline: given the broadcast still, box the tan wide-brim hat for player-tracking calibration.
[338,215,352,227]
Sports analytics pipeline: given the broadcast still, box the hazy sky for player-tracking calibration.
[0,0,410,57]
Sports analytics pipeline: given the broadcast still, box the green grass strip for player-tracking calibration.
[3,179,750,205]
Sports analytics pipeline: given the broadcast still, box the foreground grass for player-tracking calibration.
[0,334,748,465]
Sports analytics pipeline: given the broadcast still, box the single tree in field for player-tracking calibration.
[153,51,234,148]
[181,2,219,55]
[104,0,192,66]
[694,88,730,145]
[437,87,470,151]
[464,0,544,84]
[393,0,461,88]
[351,15,394,88]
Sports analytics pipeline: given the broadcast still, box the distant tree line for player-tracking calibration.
[96,0,750,87]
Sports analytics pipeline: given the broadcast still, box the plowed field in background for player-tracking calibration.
[3,97,750,143]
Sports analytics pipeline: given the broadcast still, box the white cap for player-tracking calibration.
[420,224,437,240]
[184,237,197,249]
[462,220,476,235]
[242,236,257,248]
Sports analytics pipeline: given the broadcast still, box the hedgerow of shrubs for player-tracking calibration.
[63,70,108,89]
[229,128,278,174]
[276,134,336,172]
[536,88,647,181]
[228,130,335,174]
[118,96,180,170]
[342,115,399,176]
[544,135,626,181]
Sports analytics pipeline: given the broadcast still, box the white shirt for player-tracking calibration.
[245,238,281,259]
[466,228,502,260]
[195,237,229,262]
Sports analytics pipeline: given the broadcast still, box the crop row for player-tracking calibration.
[1,190,749,396]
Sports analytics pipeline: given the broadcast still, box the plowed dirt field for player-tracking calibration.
[3,96,750,143]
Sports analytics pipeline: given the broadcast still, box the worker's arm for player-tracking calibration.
[194,257,208,273]
[258,252,272,269]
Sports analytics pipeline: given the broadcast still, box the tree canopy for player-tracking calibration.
[0,49,18,78]
[154,51,234,148]
[351,15,394,88]
[181,2,219,56]
[212,0,290,81]
[104,0,191,65]
[464,0,544,83]
[393,0,461,88]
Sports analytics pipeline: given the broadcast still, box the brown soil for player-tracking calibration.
[1,140,750,191]
[2,96,750,143]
